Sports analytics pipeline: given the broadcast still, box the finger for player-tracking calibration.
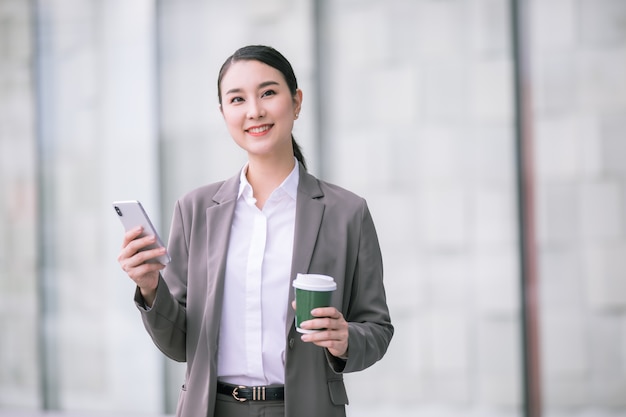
[119,235,160,264]
[118,233,153,263]
[128,262,165,279]
[301,317,336,332]
[311,307,342,319]
[309,338,346,352]
[119,245,167,277]
[131,246,167,266]
[302,328,343,342]
[301,330,348,359]
[127,234,158,254]
[122,226,144,247]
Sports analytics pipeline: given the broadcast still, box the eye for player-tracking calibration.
[261,89,276,98]
[229,96,244,104]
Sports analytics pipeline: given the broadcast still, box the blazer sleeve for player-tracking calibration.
[341,201,393,374]
[134,200,188,362]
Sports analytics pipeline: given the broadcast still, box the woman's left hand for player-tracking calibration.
[296,303,349,359]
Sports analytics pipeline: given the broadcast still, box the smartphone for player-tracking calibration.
[112,200,171,265]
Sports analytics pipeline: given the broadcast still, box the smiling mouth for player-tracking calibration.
[246,124,272,135]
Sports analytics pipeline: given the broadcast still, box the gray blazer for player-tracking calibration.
[136,163,393,417]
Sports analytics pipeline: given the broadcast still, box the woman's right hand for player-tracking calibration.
[117,226,168,307]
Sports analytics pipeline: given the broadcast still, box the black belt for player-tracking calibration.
[217,381,284,402]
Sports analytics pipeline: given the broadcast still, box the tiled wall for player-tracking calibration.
[320,0,523,411]
[0,0,39,408]
[1,0,165,413]
[532,0,626,408]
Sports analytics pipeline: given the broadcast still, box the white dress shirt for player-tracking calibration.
[217,160,299,386]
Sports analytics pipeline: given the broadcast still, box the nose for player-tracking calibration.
[247,98,265,119]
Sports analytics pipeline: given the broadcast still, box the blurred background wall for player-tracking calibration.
[1,0,625,416]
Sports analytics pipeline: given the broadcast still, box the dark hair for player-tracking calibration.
[217,45,307,170]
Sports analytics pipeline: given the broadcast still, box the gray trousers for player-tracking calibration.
[215,392,285,417]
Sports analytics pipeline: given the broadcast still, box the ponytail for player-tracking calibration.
[292,136,307,171]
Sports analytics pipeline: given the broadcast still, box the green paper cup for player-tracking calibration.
[293,273,337,334]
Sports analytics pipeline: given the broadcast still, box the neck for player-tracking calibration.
[245,155,296,208]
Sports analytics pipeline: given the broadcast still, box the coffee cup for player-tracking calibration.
[293,273,337,334]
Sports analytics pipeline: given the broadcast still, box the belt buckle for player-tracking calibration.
[232,385,247,402]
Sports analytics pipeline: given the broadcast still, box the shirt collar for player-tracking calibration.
[238,158,300,201]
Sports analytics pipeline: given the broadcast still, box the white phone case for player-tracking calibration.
[112,200,171,265]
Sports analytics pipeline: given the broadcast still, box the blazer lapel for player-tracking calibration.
[286,166,325,336]
[205,174,239,348]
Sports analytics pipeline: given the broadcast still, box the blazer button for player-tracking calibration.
[289,338,295,349]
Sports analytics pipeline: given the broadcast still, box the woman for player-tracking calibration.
[117,45,393,417]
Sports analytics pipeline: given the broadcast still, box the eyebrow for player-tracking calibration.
[225,80,280,96]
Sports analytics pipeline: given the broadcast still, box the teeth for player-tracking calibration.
[249,125,270,134]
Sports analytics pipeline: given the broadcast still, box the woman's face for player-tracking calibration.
[219,60,302,162]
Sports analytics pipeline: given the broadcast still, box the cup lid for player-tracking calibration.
[293,273,337,291]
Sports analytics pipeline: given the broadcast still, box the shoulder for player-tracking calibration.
[319,180,365,207]
[175,171,239,212]
[167,183,221,226]
[178,182,225,205]
[302,170,367,213]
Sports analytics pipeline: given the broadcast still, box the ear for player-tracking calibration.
[294,89,303,116]
[219,104,224,115]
